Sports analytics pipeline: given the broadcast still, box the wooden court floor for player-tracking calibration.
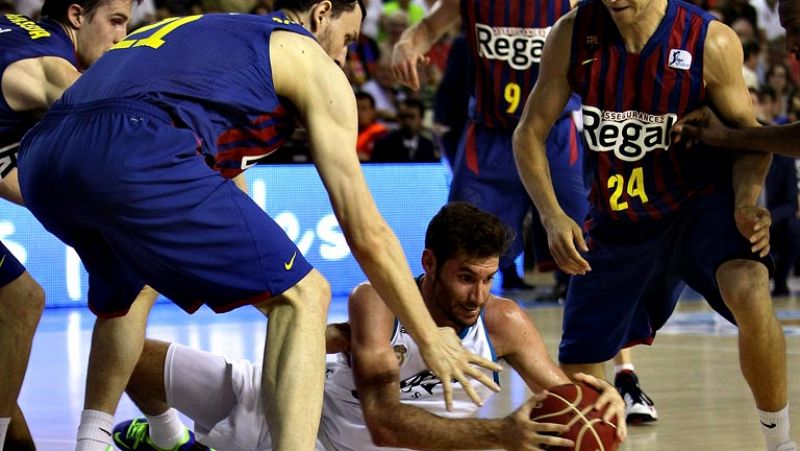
[20,293,800,450]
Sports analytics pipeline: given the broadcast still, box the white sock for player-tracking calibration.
[614,363,635,374]
[0,417,10,451]
[145,409,188,449]
[759,405,792,451]
[76,409,114,451]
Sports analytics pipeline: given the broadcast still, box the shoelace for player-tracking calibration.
[618,377,654,406]
[124,420,151,449]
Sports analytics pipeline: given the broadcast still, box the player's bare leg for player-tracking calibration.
[255,269,330,451]
[560,362,606,380]
[77,286,157,451]
[718,259,792,450]
[125,339,171,415]
[6,404,34,451]
[0,272,44,451]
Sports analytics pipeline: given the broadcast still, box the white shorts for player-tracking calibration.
[164,343,328,451]
[164,343,272,450]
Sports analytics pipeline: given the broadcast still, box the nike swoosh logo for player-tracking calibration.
[761,421,777,429]
[99,427,111,436]
[284,251,297,270]
[0,255,6,268]
[113,432,131,450]
[581,58,597,65]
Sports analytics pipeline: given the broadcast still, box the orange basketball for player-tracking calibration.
[529,383,621,451]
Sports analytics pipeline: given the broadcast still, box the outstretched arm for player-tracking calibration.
[391,0,460,90]
[271,32,501,409]
[348,285,572,450]
[674,106,800,157]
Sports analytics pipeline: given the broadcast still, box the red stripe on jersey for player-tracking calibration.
[465,122,479,174]
[622,54,639,111]
[597,154,617,221]
[569,119,578,166]
[217,122,279,147]
[603,48,621,108]
[661,192,679,212]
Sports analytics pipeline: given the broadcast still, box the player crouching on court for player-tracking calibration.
[112,202,627,451]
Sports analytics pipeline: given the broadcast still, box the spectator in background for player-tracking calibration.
[765,154,800,297]
[751,0,784,43]
[743,39,764,90]
[381,0,424,33]
[787,88,800,122]
[345,34,382,86]
[361,58,400,120]
[757,87,791,124]
[720,0,758,30]
[130,0,156,27]
[767,62,795,116]
[379,10,409,57]
[361,0,383,39]
[731,16,759,42]
[249,0,273,14]
[372,98,439,162]
[356,91,389,161]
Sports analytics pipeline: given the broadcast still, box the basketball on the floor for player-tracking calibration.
[529,382,621,451]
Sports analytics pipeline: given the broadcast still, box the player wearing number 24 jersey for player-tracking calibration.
[513,1,794,447]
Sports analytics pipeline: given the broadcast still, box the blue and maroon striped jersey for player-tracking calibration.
[61,12,312,178]
[461,0,572,129]
[0,14,76,151]
[569,0,732,224]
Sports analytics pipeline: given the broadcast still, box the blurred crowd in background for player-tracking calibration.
[4,0,800,291]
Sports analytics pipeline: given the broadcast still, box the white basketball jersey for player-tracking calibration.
[319,314,499,451]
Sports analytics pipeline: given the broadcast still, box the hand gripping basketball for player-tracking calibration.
[528,382,622,451]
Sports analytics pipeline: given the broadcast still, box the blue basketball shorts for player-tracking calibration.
[18,99,312,318]
[0,241,26,288]
[558,187,773,364]
[449,115,588,267]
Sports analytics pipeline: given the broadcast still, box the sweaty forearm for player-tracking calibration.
[723,123,800,157]
[512,129,564,220]
[732,150,771,207]
[367,403,506,450]
[348,221,437,346]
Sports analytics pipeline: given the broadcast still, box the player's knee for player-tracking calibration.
[0,276,45,329]
[718,260,770,313]
[22,280,45,319]
[290,269,332,312]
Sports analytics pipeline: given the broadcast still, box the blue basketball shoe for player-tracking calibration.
[112,418,213,450]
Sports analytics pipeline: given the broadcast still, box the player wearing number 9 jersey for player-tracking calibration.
[392,0,588,288]
[18,5,505,451]
[513,0,795,448]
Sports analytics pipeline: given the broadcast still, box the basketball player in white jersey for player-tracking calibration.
[112,202,626,451]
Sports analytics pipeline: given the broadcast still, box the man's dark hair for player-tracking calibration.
[355,90,376,108]
[425,202,513,265]
[274,0,366,19]
[41,0,140,21]
[400,98,425,117]
[742,40,760,61]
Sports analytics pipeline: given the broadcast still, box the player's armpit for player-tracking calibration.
[2,56,79,112]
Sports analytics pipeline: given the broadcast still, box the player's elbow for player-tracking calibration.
[512,124,541,167]
[347,221,390,262]
[364,409,403,447]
